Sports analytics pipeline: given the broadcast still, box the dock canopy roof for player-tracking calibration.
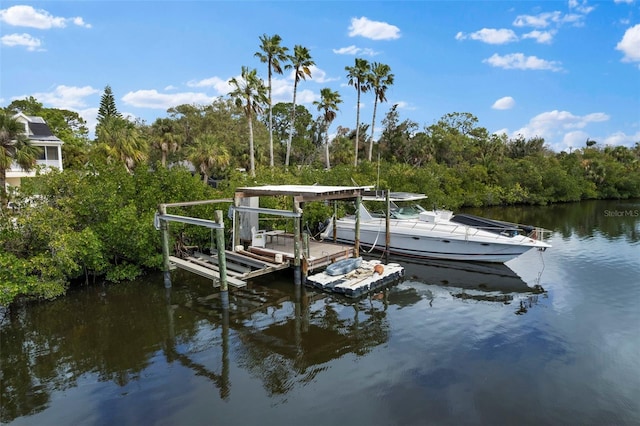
[235,185,373,202]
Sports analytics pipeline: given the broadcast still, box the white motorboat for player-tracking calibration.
[322,192,551,263]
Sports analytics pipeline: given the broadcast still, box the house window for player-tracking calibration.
[46,146,59,160]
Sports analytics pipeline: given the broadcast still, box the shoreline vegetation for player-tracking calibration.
[2,94,639,308]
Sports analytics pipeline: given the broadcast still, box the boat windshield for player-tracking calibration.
[389,203,427,219]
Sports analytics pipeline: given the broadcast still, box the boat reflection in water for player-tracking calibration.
[381,255,545,312]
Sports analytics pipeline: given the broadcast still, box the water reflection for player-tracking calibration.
[2,200,638,425]
[177,279,390,398]
[385,256,545,313]
[0,255,551,424]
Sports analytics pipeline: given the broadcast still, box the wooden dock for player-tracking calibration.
[170,234,354,287]
[247,232,355,271]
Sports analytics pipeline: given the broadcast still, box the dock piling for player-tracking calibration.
[215,210,230,309]
[159,205,172,288]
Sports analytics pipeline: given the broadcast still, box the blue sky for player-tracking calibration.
[1,0,638,152]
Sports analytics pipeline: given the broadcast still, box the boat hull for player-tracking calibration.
[333,218,549,263]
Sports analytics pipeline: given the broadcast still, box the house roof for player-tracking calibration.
[28,122,54,137]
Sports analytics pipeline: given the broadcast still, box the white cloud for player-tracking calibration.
[483,53,563,71]
[26,85,100,109]
[513,11,562,28]
[616,24,640,64]
[513,3,592,29]
[613,0,634,3]
[164,85,178,91]
[186,76,231,94]
[562,130,590,150]
[603,130,640,146]
[0,5,90,29]
[456,28,518,44]
[522,30,555,44]
[512,110,610,150]
[307,65,339,84]
[492,96,515,110]
[333,45,379,56]
[568,0,595,15]
[1,33,42,51]
[348,17,401,40]
[122,90,218,109]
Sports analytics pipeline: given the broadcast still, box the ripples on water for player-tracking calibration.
[2,200,639,425]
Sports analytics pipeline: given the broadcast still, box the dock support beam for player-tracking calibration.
[159,205,172,288]
[293,204,302,286]
[215,210,229,309]
[354,195,361,257]
[385,189,391,263]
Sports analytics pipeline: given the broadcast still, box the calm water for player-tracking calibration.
[2,200,639,426]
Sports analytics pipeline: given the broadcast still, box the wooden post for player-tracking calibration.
[232,200,240,250]
[215,210,229,309]
[332,201,337,243]
[354,195,361,257]
[159,205,172,288]
[293,202,302,285]
[385,189,391,263]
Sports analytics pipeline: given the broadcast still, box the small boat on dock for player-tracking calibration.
[306,259,404,298]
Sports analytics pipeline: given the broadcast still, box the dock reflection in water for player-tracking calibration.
[167,275,392,400]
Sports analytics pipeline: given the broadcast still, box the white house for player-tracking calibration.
[6,113,64,188]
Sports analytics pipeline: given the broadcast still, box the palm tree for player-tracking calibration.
[185,134,230,184]
[313,88,342,169]
[150,117,182,167]
[285,45,314,167]
[95,117,148,173]
[367,62,394,162]
[229,66,268,177]
[0,112,40,206]
[345,58,371,166]
[255,34,289,168]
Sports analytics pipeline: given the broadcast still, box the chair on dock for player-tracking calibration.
[251,226,266,248]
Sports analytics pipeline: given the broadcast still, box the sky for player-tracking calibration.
[1,0,639,152]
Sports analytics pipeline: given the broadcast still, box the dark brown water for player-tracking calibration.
[2,200,639,426]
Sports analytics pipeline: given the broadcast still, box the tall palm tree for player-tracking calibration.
[285,45,314,167]
[0,112,40,206]
[367,62,394,162]
[255,34,289,168]
[313,88,342,170]
[229,66,268,177]
[345,58,371,167]
[95,117,148,173]
[185,134,230,184]
[150,117,182,167]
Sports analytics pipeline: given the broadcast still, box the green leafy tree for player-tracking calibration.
[313,88,342,169]
[229,66,268,177]
[97,85,121,125]
[255,34,289,168]
[367,62,394,161]
[95,117,148,173]
[150,117,182,167]
[345,58,371,166]
[285,45,314,168]
[0,111,41,206]
[185,134,231,184]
